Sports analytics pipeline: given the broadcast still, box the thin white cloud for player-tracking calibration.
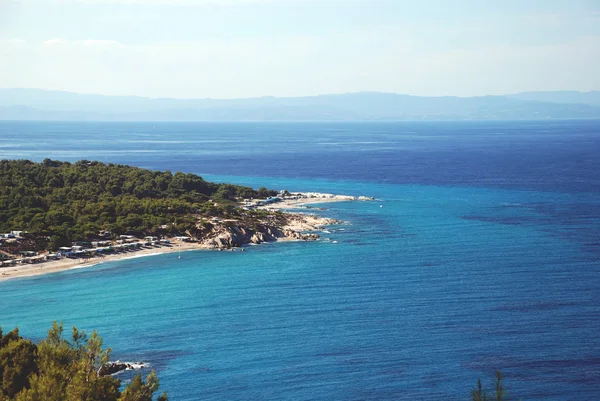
[42,38,123,47]
[82,39,123,47]
[43,38,63,45]
[0,38,25,44]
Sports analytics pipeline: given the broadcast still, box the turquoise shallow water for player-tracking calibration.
[1,121,600,399]
[2,179,599,400]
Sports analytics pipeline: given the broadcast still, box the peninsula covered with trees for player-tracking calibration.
[0,159,276,246]
[0,159,349,277]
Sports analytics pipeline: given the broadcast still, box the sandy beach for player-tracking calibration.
[257,192,370,211]
[0,241,205,282]
[0,193,368,282]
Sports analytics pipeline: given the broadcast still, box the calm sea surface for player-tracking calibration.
[1,121,599,400]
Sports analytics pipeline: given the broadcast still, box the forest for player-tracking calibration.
[0,159,276,250]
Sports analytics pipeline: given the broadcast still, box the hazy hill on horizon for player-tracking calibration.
[0,88,599,121]
[507,91,600,106]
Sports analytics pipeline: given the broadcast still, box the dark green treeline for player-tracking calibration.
[0,159,275,249]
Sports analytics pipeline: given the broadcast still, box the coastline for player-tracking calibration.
[0,193,364,282]
[256,192,373,211]
[0,241,205,282]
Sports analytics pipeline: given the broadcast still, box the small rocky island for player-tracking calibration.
[99,361,148,376]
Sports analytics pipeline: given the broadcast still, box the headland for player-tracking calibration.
[1,187,370,281]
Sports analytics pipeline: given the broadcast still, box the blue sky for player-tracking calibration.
[1,0,599,98]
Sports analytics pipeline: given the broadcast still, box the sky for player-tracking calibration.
[1,0,599,99]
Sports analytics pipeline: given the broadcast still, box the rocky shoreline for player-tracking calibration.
[198,212,338,249]
[0,212,340,281]
[1,192,369,280]
[191,190,374,250]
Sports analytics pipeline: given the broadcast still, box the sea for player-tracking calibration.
[0,120,599,400]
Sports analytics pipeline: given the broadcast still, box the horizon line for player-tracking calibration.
[1,87,599,101]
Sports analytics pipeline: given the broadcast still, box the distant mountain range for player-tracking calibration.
[1,88,599,121]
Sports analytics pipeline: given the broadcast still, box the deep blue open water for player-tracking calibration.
[1,121,599,400]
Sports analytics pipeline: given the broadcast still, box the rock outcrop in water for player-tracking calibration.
[99,361,147,376]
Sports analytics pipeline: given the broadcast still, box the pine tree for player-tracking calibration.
[0,322,167,401]
[472,370,507,401]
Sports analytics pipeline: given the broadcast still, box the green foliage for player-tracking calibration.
[213,184,238,202]
[0,328,38,399]
[257,186,276,198]
[118,371,168,401]
[472,370,507,401]
[0,159,268,248]
[0,323,167,401]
